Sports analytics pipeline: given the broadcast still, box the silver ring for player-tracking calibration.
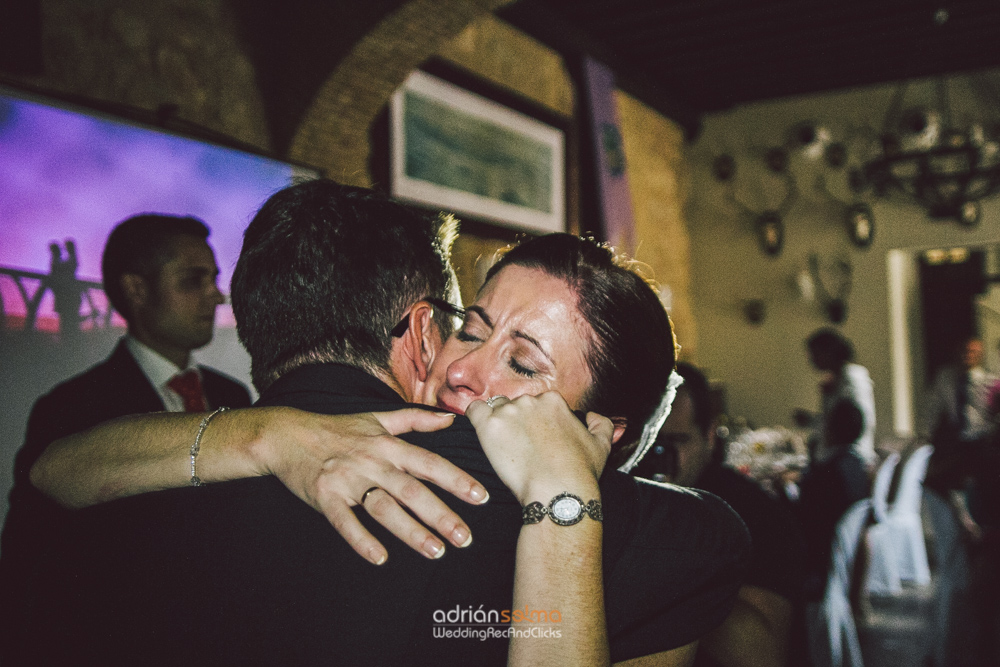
[361,486,381,505]
[485,395,507,408]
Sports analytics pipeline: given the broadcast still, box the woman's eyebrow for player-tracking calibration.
[465,306,493,328]
[513,331,553,364]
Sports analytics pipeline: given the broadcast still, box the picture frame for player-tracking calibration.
[390,69,566,234]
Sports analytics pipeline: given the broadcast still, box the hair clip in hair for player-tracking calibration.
[618,369,685,474]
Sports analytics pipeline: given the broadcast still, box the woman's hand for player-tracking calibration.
[468,393,613,667]
[465,392,613,505]
[33,407,489,567]
[240,407,489,565]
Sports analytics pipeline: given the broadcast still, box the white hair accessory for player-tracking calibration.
[617,370,685,474]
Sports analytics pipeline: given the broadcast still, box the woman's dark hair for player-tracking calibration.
[806,328,854,371]
[484,234,677,463]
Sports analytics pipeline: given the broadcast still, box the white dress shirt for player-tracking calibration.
[124,335,205,412]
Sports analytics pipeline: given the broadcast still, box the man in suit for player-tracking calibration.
[922,336,996,448]
[30,181,749,665]
[0,214,252,664]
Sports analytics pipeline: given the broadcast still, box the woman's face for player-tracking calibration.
[420,265,594,415]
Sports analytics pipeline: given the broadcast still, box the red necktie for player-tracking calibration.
[167,370,207,413]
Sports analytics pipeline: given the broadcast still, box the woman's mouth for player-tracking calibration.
[435,395,467,416]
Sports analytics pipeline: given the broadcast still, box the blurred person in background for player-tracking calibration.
[632,362,804,667]
[796,329,876,467]
[922,336,996,449]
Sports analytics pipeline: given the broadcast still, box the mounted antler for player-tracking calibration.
[808,253,852,323]
[715,151,798,257]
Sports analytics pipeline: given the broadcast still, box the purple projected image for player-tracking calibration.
[0,90,310,332]
[0,88,318,531]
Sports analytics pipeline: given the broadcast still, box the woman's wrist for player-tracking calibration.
[200,407,276,482]
[245,407,293,477]
[518,476,601,509]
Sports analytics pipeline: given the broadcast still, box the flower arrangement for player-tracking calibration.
[724,426,809,489]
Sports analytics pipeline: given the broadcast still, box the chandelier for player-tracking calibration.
[856,78,1000,226]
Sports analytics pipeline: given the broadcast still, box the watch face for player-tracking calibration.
[549,493,584,526]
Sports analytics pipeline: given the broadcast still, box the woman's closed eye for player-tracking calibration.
[455,308,491,343]
[509,357,537,378]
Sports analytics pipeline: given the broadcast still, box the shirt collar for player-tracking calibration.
[124,335,199,388]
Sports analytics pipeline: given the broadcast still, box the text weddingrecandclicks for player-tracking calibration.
[432,605,563,641]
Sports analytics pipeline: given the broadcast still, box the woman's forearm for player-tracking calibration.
[30,406,483,565]
[508,480,607,667]
[465,393,613,666]
[31,408,270,508]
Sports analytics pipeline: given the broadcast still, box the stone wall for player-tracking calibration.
[617,91,697,359]
[10,0,271,151]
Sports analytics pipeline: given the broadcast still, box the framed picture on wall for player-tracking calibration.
[390,69,566,234]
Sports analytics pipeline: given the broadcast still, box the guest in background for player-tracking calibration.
[0,214,252,665]
[633,362,804,667]
[922,339,1000,666]
[797,328,876,466]
[922,337,996,565]
[922,336,996,449]
[792,398,871,600]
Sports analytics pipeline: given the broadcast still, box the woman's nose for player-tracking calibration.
[446,345,491,398]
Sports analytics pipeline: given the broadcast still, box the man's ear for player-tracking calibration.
[120,273,149,311]
[401,301,440,382]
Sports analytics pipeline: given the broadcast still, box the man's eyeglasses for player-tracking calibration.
[390,297,466,338]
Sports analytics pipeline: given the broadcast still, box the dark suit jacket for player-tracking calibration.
[30,363,748,667]
[0,340,251,664]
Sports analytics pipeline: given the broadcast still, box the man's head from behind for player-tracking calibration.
[102,214,223,366]
[806,328,854,373]
[231,180,459,392]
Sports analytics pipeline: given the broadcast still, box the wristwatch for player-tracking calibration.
[522,492,603,526]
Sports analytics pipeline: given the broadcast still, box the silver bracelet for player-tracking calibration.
[190,406,229,486]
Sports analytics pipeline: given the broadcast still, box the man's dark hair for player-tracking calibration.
[231,180,459,391]
[101,214,210,323]
[485,233,676,462]
[806,328,854,370]
[826,398,864,448]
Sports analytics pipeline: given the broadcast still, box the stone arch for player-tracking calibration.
[287,0,513,185]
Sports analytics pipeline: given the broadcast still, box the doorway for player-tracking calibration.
[918,248,987,383]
